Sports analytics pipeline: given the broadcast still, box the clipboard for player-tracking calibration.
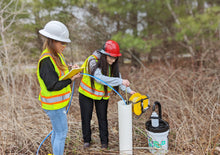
[61,67,84,80]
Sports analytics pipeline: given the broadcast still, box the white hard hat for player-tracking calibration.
[39,21,71,43]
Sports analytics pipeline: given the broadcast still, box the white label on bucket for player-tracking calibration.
[146,130,169,154]
[148,136,166,148]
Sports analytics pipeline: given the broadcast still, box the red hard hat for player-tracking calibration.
[102,40,121,57]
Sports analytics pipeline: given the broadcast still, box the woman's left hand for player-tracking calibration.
[71,73,82,81]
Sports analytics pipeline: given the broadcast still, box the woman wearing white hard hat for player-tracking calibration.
[37,21,81,155]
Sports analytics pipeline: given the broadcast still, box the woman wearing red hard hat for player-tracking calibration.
[78,40,136,149]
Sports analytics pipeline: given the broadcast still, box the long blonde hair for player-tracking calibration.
[43,38,66,72]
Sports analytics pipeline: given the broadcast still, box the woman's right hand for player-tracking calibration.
[71,73,82,81]
[122,79,130,87]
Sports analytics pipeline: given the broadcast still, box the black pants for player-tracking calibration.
[79,93,109,144]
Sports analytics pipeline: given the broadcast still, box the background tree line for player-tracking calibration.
[1,0,220,67]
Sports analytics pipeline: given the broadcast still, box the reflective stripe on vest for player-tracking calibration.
[80,80,111,97]
[37,49,71,110]
[78,55,112,100]
[40,91,71,105]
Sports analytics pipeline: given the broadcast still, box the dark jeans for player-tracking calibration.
[79,93,109,144]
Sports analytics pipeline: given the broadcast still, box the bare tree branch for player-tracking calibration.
[3,0,21,31]
[127,49,146,68]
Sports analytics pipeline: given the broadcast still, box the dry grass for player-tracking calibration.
[0,61,220,155]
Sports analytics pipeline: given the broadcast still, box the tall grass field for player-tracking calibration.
[0,60,219,154]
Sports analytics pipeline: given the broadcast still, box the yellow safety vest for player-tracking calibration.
[78,55,112,100]
[37,48,71,110]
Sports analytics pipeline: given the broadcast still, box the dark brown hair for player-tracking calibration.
[89,53,120,96]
